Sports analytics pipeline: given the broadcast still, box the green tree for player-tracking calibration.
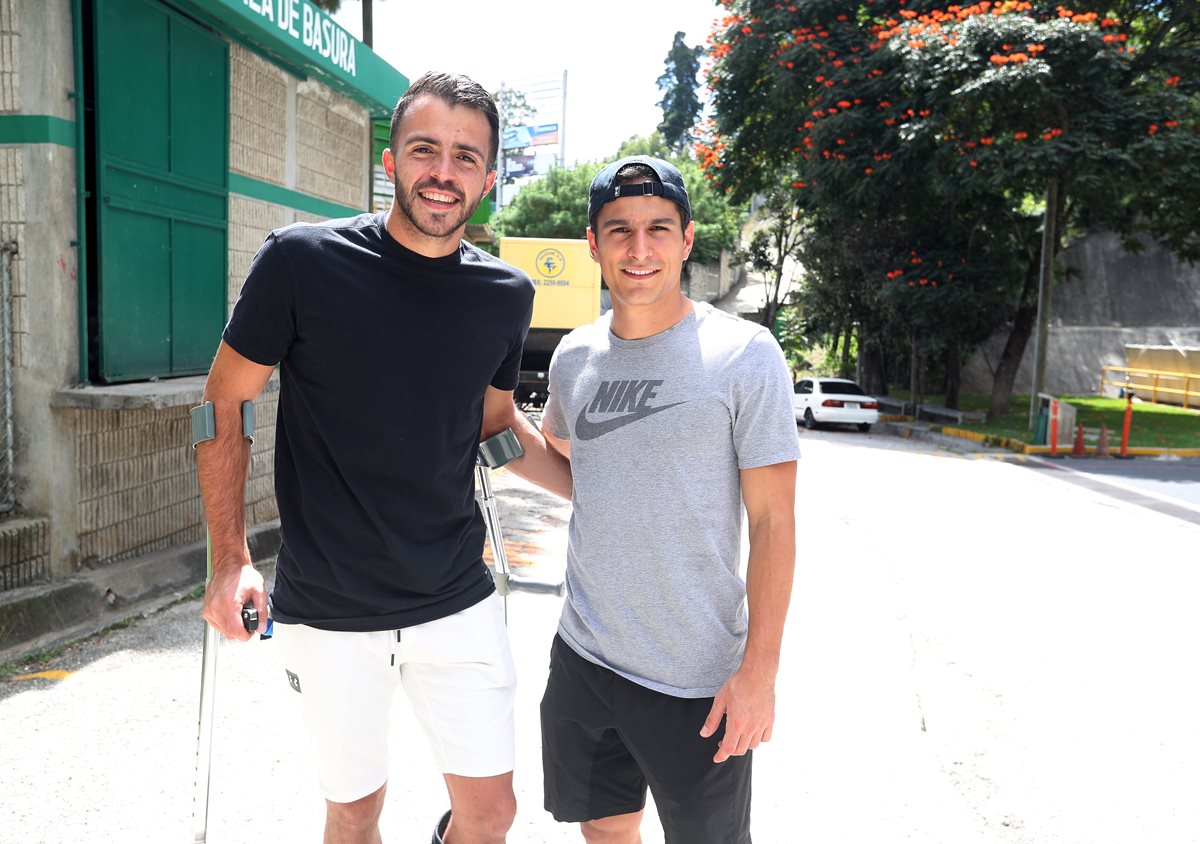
[617,131,674,159]
[657,32,706,155]
[492,166,595,241]
[733,186,805,331]
[495,87,537,130]
[703,0,1199,418]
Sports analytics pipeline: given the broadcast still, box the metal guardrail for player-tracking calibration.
[1100,365,1199,410]
[0,240,17,514]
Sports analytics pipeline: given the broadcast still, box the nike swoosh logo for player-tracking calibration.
[575,401,687,440]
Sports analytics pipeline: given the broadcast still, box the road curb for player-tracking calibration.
[0,522,281,666]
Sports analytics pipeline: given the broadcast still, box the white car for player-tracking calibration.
[793,377,880,432]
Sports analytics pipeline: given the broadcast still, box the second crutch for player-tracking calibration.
[476,427,524,621]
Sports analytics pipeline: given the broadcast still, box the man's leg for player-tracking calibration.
[401,594,518,842]
[324,783,387,844]
[274,624,401,843]
[579,810,644,844]
[441,772,516,844]
[615,680,753,844]
[541,636,651,841]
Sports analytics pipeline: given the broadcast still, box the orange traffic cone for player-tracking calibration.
[1095,423,1111,458]
[1070,423,1086,457]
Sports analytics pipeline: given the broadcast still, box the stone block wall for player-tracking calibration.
[228,195,288,315]
[297,79,369,210]
[230,47,288,187]
[0,0,19,113]
[0,516,47,591]
[72,388,278,567]
[74,407,201,565]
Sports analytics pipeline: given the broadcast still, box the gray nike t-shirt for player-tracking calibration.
[542,301,801,697]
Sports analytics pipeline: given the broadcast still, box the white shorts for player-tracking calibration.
[272,592,516,804]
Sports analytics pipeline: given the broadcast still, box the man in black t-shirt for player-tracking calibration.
[196,72,571,844]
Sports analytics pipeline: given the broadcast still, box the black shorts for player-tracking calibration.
[540,635,752,844]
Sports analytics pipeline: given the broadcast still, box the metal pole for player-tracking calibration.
[560,69,568,166]
[0,241,17,513]
[192,536,220,843]
[475,464,511,623]
[1028,178,1058,429]
[496,81,505,210]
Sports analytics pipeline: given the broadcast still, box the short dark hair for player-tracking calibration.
[389,72,500,168]
[599,163,692,231]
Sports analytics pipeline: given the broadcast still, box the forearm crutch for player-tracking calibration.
[189,401,261,844]
[477,428,524,622]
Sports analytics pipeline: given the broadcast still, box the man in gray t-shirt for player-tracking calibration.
[539,156,800,844]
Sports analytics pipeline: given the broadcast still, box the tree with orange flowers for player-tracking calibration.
[701,0,1198,419]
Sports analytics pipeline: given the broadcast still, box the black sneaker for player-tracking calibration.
[431,810,451,844]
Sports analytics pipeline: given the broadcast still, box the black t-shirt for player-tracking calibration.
[223,213,534,630]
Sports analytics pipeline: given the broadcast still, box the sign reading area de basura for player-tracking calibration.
[239,0,356,75]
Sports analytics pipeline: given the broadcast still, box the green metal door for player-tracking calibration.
[93,0,228,382]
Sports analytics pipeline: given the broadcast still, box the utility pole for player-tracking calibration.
[496,81,505,210]
[1028,178,1059,429]
[560,69,568,166]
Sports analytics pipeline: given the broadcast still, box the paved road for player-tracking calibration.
[1022,454,1200,522]
[3,428,1199,843]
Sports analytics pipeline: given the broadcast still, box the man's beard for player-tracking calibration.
[393,176,484,239]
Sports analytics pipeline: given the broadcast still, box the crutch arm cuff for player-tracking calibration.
[190,400,256,448]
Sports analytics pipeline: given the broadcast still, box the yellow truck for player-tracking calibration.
[500,237,605,408]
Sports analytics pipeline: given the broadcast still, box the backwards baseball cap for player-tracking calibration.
[587,155,692,227]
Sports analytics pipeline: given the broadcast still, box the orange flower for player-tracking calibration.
[990,55,1010,64]
[864,167,874,174]
[1013,131,1028,140]
[1148,123,1159,135]
[838,100,852,108]
[1165,76,1181,86]
[1009,52,1029,62]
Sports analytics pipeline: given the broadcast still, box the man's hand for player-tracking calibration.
[202,561,266,641]
[700,667,776,763]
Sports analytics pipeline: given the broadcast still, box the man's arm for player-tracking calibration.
[481,386,572,499]
[541,427,570,460]
[197,340,276,640]
[701,460,797,763]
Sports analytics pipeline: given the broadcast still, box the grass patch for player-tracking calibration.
[888,391,1200,448]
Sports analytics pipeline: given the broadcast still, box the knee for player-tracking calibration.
[450,794,516,842]
[581,812,642,844]
[326,785,386,835]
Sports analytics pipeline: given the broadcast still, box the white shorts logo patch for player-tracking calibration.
[286,669,302,693]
